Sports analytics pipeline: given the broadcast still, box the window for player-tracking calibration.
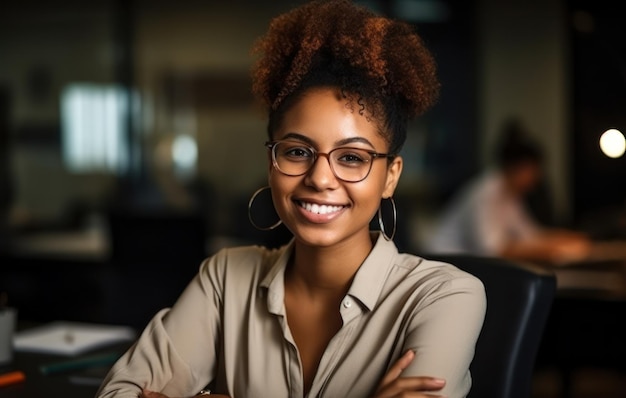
[61,83,136,174]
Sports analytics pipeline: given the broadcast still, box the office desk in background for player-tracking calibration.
[0,342,129,398]
[534,240,626,398]
[548,239,626,294]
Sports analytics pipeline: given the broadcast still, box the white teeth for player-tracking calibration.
[300,201,343,215]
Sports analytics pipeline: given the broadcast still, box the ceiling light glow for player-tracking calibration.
[599,128,626,158]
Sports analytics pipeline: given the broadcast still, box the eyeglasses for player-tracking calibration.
[266,140,394,183]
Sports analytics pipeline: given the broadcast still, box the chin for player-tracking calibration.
[291,227,345,248]
[293,225,371,249]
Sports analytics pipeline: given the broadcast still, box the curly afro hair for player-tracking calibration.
[251,0,440,155]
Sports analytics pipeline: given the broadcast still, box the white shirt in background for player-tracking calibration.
[428,170,541,256]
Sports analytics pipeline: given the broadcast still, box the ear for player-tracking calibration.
[382,156,403,199]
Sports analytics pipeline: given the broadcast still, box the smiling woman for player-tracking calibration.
[95,1,486,398]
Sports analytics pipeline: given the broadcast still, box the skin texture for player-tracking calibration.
[269,87,402,250]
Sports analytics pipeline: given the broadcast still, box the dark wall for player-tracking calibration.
[569,0,626,225]
[0,86,12,250]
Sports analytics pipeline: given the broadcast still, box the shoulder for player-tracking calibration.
[397,253,481,282]
[207,244,282,265]
[396,253,486,302]
[417,256,483,284]
[198,244,286,283]
[378,253,486,334]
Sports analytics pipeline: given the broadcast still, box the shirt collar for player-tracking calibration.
[259,232,399,314]
[259,239,294,315]
[347,232,399,311]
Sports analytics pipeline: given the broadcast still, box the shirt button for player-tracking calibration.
[343,299,352,308]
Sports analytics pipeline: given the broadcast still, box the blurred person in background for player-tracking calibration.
[428,118,591,265]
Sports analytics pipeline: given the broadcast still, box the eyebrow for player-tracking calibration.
[281,132,375,149]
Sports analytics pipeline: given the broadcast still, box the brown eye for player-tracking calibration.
[279,143,314,161]
[333,149,370,167]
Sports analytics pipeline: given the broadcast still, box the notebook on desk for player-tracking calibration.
[13,321,136,356]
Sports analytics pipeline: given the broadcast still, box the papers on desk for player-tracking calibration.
[13,321,135,356]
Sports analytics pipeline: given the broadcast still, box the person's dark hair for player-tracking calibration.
[494,118,544,170]
[250,0,440,155]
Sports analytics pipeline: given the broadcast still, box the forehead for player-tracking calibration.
[274,87,388,149]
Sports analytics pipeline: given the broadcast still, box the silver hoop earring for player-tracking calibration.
[248,186,282,231]
[378,197,397,241]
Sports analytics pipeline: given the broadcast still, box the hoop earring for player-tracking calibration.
[248,186,282,231]
[378,197,397,241]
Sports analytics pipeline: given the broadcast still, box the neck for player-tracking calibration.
[287,232,374,297]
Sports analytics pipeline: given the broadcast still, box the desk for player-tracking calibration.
[7,228,110,262]
[538,239,626,296]
[535,241,626,398]
[0,342,129,398]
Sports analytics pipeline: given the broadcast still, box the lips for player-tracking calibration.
[297,200,346,215]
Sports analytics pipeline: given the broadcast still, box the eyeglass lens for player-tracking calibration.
[272,141,375,182]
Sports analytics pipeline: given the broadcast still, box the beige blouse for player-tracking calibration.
[96,232,486,398]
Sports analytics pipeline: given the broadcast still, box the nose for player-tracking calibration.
[304,153,340,190]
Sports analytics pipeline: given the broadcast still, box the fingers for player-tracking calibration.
[377,377,446,398]
[140,390,170,398]
[378,349,415,387]
[375,350,446,398]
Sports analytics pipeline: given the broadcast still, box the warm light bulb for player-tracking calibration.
[599,129,626,158]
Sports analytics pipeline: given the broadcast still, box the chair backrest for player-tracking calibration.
[423,254,557,398]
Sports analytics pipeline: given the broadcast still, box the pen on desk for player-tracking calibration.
[39,352,120,375]
[0,371,26,387]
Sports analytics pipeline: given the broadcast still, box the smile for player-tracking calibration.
[297,201,345,215]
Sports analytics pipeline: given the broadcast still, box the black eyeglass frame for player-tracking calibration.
[265,140,395,183]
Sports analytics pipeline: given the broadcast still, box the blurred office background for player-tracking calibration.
[1,0,625,396]
[1,0,624,248]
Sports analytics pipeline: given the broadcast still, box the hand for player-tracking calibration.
[372,350,446,398]
[547,231,592,265]
[140,389,231,398]
[140,389,169,398]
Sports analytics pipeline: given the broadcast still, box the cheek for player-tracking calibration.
[371,165,392,193]
[268,172,283,200]
[268,173,298,209]
[350,174,387,208]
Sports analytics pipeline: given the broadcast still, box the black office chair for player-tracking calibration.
[422,254,557,398]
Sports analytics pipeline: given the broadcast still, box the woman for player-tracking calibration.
[96,1,486,397]
[428,118,590,264]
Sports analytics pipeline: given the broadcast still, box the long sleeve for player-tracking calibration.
[402,270,486,398]
[95,255,224,398]
[94,238,486,398]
